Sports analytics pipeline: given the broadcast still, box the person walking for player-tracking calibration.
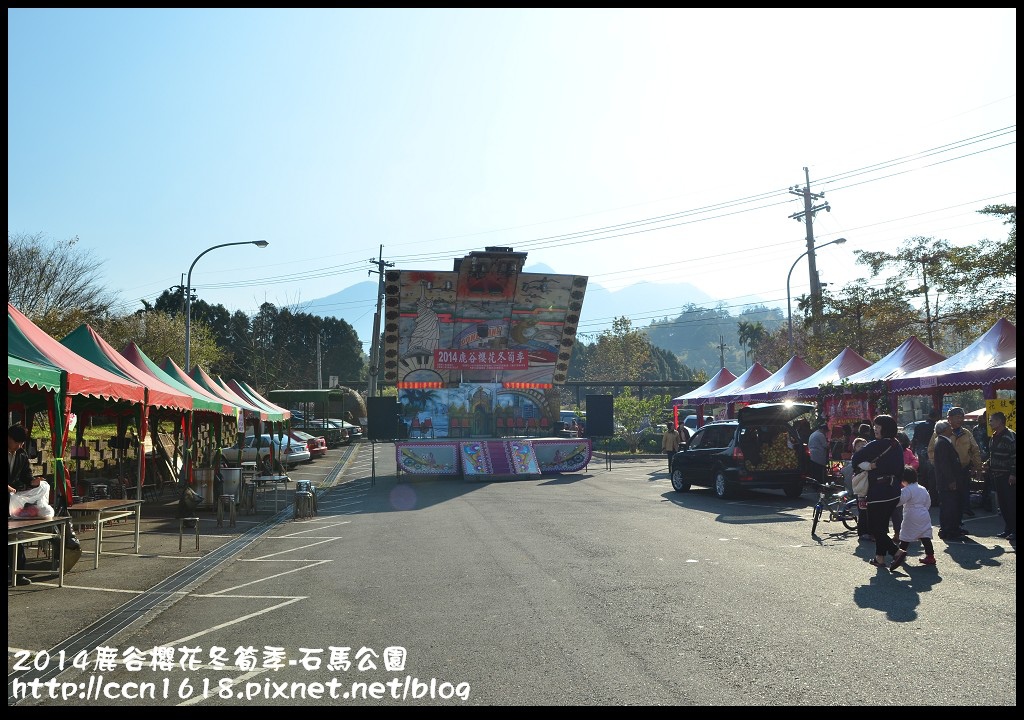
[932,420,965,541]
[662,422,681,474]
[987,411,1016,540]
[852,415,904,569]
[890,464,936,569]
[807,419,830,485]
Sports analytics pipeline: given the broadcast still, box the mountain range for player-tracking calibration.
[298,263,720,346]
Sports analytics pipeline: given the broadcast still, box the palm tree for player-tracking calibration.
[737,320,767,366]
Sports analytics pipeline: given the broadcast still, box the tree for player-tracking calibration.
[854,226,1016,354]
[7,232,120,337]
[816,279,912,363]
[737,320,767,366]
[94,310,226,370]
[585,317,657,382]
[855,236,965,351]
[612,387,666,453]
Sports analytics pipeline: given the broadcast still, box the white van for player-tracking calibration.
[682,414,715,433]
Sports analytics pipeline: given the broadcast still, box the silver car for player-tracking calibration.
[225,433,312,469]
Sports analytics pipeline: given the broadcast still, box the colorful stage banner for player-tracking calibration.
[434,349,529,370]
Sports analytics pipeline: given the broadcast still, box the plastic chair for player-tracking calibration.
[410,417,421,437]
[422,418,434,438]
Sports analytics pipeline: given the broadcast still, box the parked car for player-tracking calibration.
[557,410,586,437]
[288,429,327,459]
[328,418,363,442]
[901,420,929,447]
[225,433,312,469]
[292,419,349,448]
[669,402,816,499]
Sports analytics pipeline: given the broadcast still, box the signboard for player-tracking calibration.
[434,349,529,371]
[986,398,1016,432]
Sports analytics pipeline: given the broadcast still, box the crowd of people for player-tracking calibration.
[825,407,1016,570]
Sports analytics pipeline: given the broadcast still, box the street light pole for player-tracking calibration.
[184,240,269,369]
[787,237,846,354]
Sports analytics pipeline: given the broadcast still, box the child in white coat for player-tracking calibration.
[890,465,936,570]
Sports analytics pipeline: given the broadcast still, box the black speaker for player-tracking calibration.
[585,394,614,437]
[366,397,401,441]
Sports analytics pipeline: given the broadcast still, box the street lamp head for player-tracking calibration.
[834,237,847,245]
[253,240,269,248]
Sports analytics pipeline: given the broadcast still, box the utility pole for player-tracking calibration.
[367,247,394,399]
[317,333,323,389]
[788,167,831,338]
[718,335,728,368]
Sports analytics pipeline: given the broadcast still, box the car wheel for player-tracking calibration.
[714,470,731,499]
[670,468,690,493]
[784,483,804,499]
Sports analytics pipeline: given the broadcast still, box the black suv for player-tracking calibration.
[669,402,816,499]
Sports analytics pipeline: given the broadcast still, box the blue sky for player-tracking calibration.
[8,8,1016,339]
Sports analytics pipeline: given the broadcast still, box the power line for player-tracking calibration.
[109,127,1014,319]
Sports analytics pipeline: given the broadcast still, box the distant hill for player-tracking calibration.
[298,263,720,348]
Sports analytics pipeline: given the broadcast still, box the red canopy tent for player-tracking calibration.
[686,362,773,421]
[697,362,772,402]
[232,379,292,421]
[821,336,947,425]
[61,324,194,498]
[672,367,737,405]
[8,303,145,502]
[714,355,817,405]
[671,367,737,429]
[890,318,1016,399]
[120,342,236,416]
[773,347,873,401]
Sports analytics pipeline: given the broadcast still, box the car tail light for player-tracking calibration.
[732,446,745,462]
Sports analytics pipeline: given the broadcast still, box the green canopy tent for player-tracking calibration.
[224,378,291,470]
[266,388,334,425]
[8,354,62,396]
[120,342,242,492]
[9,303,146,505]
[8,355,65,485]
[62,324,197,499]
[184,364,269,469]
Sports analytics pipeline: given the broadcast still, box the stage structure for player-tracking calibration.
[382,247,592,477]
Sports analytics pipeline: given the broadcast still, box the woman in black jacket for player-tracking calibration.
[852,415,904,569]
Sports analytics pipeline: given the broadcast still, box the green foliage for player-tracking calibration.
[585,317,653,382]
[148,288,366,391]
[94,310,226,370]
[612,388,671,452]
[817,379,890,414]
[852,228,1016,353]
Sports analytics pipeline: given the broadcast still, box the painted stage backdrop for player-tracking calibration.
[382,247,587,438]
